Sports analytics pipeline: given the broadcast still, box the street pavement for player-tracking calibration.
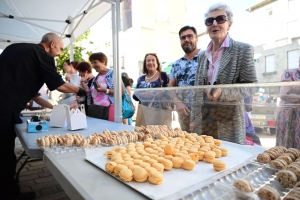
[15,145,70,200]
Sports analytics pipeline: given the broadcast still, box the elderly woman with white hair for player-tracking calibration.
[190,3,258,144]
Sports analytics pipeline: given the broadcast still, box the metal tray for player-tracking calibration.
[178,162,294,200]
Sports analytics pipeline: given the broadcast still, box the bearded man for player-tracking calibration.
[168,26,203,132]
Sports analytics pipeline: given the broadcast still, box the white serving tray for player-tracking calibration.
[85,142,265,200]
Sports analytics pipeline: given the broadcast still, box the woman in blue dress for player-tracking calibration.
[133,53,169,107]
[133,53,170,125]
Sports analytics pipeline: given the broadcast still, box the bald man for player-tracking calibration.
[0,32,85,200]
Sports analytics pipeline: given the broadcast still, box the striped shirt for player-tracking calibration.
[205,34,230,85]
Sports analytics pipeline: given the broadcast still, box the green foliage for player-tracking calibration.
[56,30,92,74]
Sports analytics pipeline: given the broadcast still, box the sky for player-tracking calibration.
[187,0,258,48]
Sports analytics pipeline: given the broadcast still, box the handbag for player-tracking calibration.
[88,104,109,120]
[122,86,135,119]
[135,98,172,127]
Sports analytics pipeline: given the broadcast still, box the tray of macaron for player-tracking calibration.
[178,147,300,200]
[84,133,265,200]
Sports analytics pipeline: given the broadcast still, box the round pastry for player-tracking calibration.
[149,154,159,159]
[111,155,122,161]
[119,168,133,182]
[164,144,175,155]
[132,154,142,159]
[277,155,293,165]
[133,167,148,182]
[118,150,127,155]
[257,152,271,164]
[269,159,287,169]
[123,161,134,167]
[122,154,131,159]
[276,170,297,188]
[287,148,300,158]
[181,154,192,161]
[164,155,173,161]
[123,157,134,162]
[141,156,151,162]
[114,164,128,176]
[147,159,158,165]
[114,159,125,164]
[214,139,222,146]
[160,159,173,171]
[148,170,163,185]
[286,164,300,180]
[171,157,184,168]
[128,165,140,172]
[219,148,228,157]
[265,150,278,160]
[212,149,222,158]
[152,163,164,172]
[144,166,157,173]
[204,151,216,163]
[105,161,117,174]
[257,186,280,200]
[139,162,151,168]
[156,157,165,163]
[133,159,143,165]
[183,159,195,171]
[197,151,205,161]
[188,153,199,163]
[212,160,226,171]
[233,179,254,192]
[106,151,116,159]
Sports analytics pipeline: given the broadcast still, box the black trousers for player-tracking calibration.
[0,111,20,200]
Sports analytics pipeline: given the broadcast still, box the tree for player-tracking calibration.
[56,30,93,74]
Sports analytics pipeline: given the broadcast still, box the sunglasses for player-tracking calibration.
[180,34,194,41]
[205,15,227,26]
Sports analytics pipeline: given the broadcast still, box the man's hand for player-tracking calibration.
[65,73,71,81]
[25,105,44,111]
[206,88,222,101]
[175,102,190,116]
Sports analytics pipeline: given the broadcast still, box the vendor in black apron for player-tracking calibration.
[0,32,86,200]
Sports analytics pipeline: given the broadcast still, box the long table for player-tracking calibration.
[15,117,135,158]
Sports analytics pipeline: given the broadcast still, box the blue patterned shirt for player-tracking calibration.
[170,49,203,106]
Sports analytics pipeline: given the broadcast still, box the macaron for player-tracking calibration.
[212,160,226,171]
[119,168,133,182]
[133,167,148,182]
[183,159,195,171]
[105,161,117,174]
[148,170,163,185]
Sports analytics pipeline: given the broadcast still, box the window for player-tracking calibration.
[157,0,169,22]
[266,8,272,17]
[288,50,299,69]
[265,55,275,73]
[287,20,299,39]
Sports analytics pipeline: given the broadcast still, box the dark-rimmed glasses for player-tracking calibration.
[180,34,194,41]
[205,15,227,26]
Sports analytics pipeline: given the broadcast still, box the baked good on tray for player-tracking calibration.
[257,185,280,200]
[233,179,254,192]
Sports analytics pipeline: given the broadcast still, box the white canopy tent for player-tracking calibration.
[0,0,123,123]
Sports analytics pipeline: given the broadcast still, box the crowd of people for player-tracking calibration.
[0,2,299,199]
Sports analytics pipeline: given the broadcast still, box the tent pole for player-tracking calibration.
[69,19,74,61]
[112,0,122,123]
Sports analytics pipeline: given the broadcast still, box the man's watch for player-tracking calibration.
[106,89,109,94]
[76,87,86,96]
